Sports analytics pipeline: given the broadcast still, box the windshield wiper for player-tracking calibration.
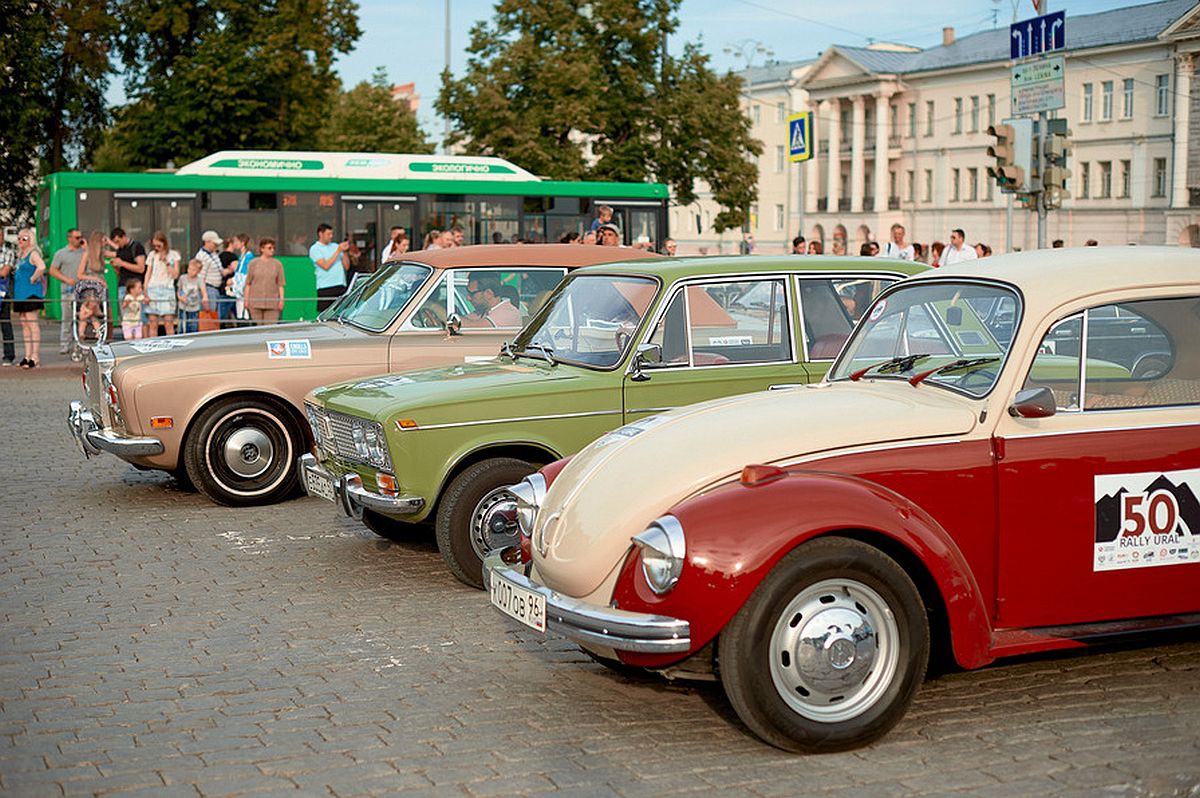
[517,343,556,366]
[849,354,931,381]
[500,341,516,360]
[907,357,1000,386]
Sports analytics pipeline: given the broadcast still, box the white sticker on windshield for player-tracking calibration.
[267,340,311,359]
[708,336,753,346]
[869,299,886,321]
[128,339,194,354]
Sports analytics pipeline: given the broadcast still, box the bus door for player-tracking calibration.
[343,196,416,267]
[114,193,196,255]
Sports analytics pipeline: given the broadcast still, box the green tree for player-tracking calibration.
[319,68,433,153]
[105,0,362,169]
[0,0,52,224]
[437,0,760,232]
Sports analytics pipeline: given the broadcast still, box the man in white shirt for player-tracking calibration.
[880,223,915,261]
[941,228,978,266]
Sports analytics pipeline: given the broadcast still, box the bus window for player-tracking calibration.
[76,190,112,241]
[280,193,333,256]
[479,197,519,245]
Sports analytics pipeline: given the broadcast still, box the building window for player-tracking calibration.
[906,170,915,202]
[923,169,933,202]
[1156,74,1170,116]
[1101,81,1113,120]
[889,170,897,200]
[1082,83,1093,122]
[1080,162,1090,198]
[1122,78,1134,118]
[1153,157,1168,197]
[925,100,935,136]
[774,204,784,231]
[950,168,960,202]
[985,173,994,201]
[986,94,996,126]
[775,145,785,173]
[953,97,963,134]
[752,105,760,124]
[1119,160,1131,198]
[1099,161,1113,198]
[969,96,979,132]
[776,102,785,123]
[907,102,916,138]
[967,167,978,201]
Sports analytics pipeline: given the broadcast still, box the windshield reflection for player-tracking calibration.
[511,274,659,369]
[318,262,433,332]
[828,281,1021,397]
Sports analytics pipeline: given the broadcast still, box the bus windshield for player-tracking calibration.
[319,262,433,332]
[511,274,659,369]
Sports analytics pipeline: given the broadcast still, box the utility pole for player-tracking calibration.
[1035,1,1050,249]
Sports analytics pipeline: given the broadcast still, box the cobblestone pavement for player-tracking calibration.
[2,372,1199,798]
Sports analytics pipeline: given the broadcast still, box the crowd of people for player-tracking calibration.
[786,223,996,266]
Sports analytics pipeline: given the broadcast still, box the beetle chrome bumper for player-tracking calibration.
[483,550,692,654]
[67,401,164,459]
[298,453,425,520]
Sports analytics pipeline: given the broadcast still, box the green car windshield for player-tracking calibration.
[318,262,433,332]
[511,274,659,369]
[828,281,1021,397]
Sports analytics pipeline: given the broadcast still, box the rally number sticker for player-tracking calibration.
[1094,469,1200,571]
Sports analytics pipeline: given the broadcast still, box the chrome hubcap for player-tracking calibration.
[223,427,273,478]
[471,488,519,560]
[768,578,899,723]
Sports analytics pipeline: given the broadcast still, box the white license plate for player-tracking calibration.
[307,469,336,503]
[490,571,546,633]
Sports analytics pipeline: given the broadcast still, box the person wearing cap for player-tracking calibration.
[195,230,226,316]
[597,223,621,247]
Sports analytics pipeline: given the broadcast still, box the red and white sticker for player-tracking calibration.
[1094,469,1199,572]
[868,298,886,322]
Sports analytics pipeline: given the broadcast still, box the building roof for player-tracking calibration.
[819,0,1196,78]
[743,59,813,86]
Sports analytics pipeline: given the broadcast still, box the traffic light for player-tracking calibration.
[1043,118,1072,209]
[987,118,1033,193]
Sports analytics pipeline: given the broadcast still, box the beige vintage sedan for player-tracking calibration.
[68,245,657,506]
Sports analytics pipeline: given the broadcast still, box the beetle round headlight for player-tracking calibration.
[509,473,547,536]
[632,515,686,595]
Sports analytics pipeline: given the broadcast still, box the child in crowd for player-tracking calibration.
[177,259,205,333]
[120,279,146,340]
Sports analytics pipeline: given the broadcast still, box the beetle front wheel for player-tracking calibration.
[719,537,929,753]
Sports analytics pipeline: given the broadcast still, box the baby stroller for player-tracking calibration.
[71,277,109,361]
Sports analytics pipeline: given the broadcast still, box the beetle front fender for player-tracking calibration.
[611,470,995,671]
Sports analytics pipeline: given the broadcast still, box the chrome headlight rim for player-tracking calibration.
[632,515,686,595]
[511,472,547,537]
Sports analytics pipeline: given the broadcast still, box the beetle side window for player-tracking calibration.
[1082,297,1198,410]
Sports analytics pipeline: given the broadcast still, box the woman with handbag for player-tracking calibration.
[11,229,47,368]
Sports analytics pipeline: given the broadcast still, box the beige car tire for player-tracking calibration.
[184,397,302,507]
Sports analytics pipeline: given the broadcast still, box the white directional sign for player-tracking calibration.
[1011,56,1065,115]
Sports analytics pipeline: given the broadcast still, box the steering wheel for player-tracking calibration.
[614,323,637,353]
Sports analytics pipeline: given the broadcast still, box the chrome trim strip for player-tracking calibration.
[298,454,424,518]
[398,408,624,432]
[1002,419,1200,439]
[484,551,691,655]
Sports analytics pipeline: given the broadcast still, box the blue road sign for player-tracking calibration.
[1011,11,1065,60]
[788,112,813,163]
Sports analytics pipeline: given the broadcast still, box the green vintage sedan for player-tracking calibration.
[300,255,926,587]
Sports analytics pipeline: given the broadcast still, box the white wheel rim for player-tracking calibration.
[203,408,293,497]
[469,487,519,561]
[767,578,900,724]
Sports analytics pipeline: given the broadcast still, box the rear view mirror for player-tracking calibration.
[946,306,963,326]
[629,343,663,382]
[1008,386,1057,418]
[445,313,462,336]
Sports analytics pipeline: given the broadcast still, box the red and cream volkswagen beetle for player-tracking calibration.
[484,247,1200,752]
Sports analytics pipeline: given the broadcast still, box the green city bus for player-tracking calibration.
[37,150,669,320]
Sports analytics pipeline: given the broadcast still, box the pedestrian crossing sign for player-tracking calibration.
[788,111,814,163]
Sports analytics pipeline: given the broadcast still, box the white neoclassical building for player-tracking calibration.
[678,0,1200,255]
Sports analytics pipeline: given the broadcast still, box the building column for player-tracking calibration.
[825,99,841,213]
[805,102,821,216]
[850,96,866,213]
[1172,53,1193,209]
[873,93,890,216]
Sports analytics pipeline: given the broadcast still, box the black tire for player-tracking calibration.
[362,509,429,542]
[435,457,536,589]
[184,396,302,507]
[719,537,929,753]
[169,466,196,492]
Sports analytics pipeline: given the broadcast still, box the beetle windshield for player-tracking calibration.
[318,261,433,332]
[828,281,1021,397]
[510,274,659,369]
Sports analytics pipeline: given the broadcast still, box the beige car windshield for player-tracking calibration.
[320,261,433,332]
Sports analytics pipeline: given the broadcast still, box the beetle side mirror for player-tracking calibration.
[629,343,663,382]
[1008,386,1057,418]
[445,313,462,336]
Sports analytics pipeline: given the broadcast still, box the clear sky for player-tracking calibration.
[333,0,1149,148]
